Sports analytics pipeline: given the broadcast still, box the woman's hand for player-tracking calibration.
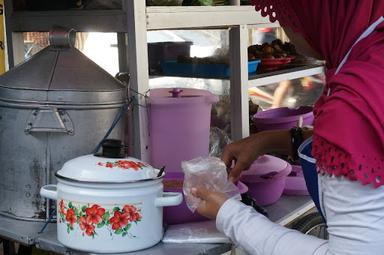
[222,134,263,182]
[222,129,305,182]
[191,187,229,219]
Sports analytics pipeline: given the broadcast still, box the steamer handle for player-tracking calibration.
[40,185,58,200]
[155,192,183,207]
[25,108,74,135]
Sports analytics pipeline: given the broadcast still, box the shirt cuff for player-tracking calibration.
[216,198,244,233]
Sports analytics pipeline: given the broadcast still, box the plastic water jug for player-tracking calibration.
[149,88,219,172]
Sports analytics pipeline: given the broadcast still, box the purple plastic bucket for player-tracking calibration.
[163,172,248,225]
[240,155,292,206]
[149,88,219,172]
[252,106,314,131]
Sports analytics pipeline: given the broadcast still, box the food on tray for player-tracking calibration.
[248,39,297,60]
[248,40,299,71]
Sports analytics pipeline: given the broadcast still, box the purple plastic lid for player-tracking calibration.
[240,155,291,183]
[149,88,219,105]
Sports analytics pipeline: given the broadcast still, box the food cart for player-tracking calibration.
[0,1,325,254]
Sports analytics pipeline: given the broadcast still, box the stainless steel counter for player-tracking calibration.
[0,195,313,255]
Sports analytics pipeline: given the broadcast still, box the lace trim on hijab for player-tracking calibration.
[250,0,302,32]
[313,135,384,188]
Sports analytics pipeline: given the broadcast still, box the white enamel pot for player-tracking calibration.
[40,143,182,253]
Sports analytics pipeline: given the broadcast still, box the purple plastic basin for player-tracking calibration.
[240,155,292,206]
[283,165,310,196]
[163,172,248,225]
[252,106,314,131]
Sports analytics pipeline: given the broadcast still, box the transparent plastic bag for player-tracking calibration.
[162,221,230,244]
[209,127,232,157]
[182,157,241,212]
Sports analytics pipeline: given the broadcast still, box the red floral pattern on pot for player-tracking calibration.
[58,200,142,238]
[97,160,146,170]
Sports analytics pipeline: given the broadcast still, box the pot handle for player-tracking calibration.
[40,185,58,200]
[155,192,183,208]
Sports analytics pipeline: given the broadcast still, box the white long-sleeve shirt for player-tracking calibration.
[216,174,384,255]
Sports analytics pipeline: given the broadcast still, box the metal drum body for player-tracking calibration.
[0,39,127,221]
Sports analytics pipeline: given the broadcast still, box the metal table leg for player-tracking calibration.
[1,239,32,255]
[2,239,16,255]
[17,245,32,255]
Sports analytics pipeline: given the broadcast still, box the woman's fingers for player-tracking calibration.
[221,145,235,168]
[228,160,249,182]
[191,186,209,200]
[191,186,229,219]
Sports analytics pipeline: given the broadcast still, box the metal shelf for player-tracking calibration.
[267,196,314,226]
[8,6,274,32]
[249,64,325,88]
[146,6,274,30]
[149,64,324,89]
[9,10,127,32]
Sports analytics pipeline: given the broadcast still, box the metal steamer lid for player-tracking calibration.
[56,140,161,183]
[0,28,126,106]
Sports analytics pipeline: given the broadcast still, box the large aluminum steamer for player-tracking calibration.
[0,29,127,221]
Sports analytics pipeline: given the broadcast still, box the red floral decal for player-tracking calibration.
[59,200,65,215]
[58,200,142,238]
[79,216,96,237]
[65,208,77,226]
[123,205,142,222]
[97,160,146,170]
[110,211,129,230]
[85,204,105,225]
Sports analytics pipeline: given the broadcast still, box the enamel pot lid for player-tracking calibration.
[56,140,161,183]
[240,155,291,182]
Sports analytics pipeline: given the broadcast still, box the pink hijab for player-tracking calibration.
[251,0,384,187]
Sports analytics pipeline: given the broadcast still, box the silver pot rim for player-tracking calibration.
[55,171,165,185]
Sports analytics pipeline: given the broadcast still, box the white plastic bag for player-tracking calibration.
[182,157,241,212]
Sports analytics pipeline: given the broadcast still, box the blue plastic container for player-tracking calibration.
[161,60,261,78]
[298,137,323,217]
